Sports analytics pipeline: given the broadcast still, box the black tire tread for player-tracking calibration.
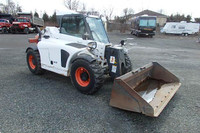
[2,27,7,33]
[24,28,29,34]
[71,59,104,95]
[124,54,132,73]
[27,49,44,75]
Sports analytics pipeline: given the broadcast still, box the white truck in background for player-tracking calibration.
[161,21,200,36]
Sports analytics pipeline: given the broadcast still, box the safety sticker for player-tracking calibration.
[110,56,115,64]
[112,65,117,73]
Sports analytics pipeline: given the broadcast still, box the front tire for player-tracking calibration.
[26,49,44,75]
[70,59,104,95]
[2,27,7,33]
[24,28,29,34]
[136,33,140,37]
[131,31,133,35]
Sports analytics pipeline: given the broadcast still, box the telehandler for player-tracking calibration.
[26,13,181,117]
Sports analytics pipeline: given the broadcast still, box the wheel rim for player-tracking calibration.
[75,67,90,87]
[29,55,36,69]
[25,28,28,34]
[3,28,6,33]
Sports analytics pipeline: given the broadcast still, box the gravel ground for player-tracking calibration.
[0,33,200,133]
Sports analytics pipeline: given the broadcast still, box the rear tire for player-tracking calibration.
[34,26,38,33]
[24,28,29,34]
[70,59,104,95]
[149,35,153,38]
[11,29,16,34]
[26,49,44,75]
[182,33,188,36]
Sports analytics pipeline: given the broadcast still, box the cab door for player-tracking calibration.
[59,14,90,45]
[48,15,90,71]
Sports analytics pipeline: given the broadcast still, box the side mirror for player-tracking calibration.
[87,42,97,50]
[120,40,127,46]
[82,32,90,40]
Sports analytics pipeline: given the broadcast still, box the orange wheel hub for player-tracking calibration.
[75,67,90,87]
[29,55,36,69]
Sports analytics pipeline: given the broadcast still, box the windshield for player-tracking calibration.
[139,19,156,27]
[16,18,27,22]
[0,19,6,22]
[86,17,109,44]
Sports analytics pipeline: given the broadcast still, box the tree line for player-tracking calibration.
[167,14,200,23]
[1,0,200,24]
[0,0,22,16]
[167,14,192,22]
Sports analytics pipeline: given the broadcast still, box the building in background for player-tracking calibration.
[130,9,167,26]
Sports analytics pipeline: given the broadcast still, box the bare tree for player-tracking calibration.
[103,8,114,21]
[0,0,22,15]
[81,3,86,11]
[0,3,4,13]
[128,8,134,15]
[123,8,128,17]
[16,4,22,12]
[123,8,134,23]
[64,0,79,11]
[108,8,114,21]
[103,9,108,20]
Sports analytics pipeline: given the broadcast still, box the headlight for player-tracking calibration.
[87,42,97,50]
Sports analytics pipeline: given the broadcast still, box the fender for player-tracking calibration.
[25,45,38,53]
[70,51,96,64]
[64,51,96,76]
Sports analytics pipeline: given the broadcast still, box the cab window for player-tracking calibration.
[0,19,5,22]
[16,19,27,22]
[178,26,185,29]
[171,25,176,29]
[61,16,86,38]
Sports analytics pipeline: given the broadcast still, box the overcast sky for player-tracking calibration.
[1,0,199,18]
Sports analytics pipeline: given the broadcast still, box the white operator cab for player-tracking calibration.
[38,14,112,77]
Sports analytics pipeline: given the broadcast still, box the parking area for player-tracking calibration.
[0,33,199,132]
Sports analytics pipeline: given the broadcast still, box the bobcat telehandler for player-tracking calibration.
[26,13,181,117]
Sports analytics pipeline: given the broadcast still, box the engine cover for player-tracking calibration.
[105,46,127,79]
